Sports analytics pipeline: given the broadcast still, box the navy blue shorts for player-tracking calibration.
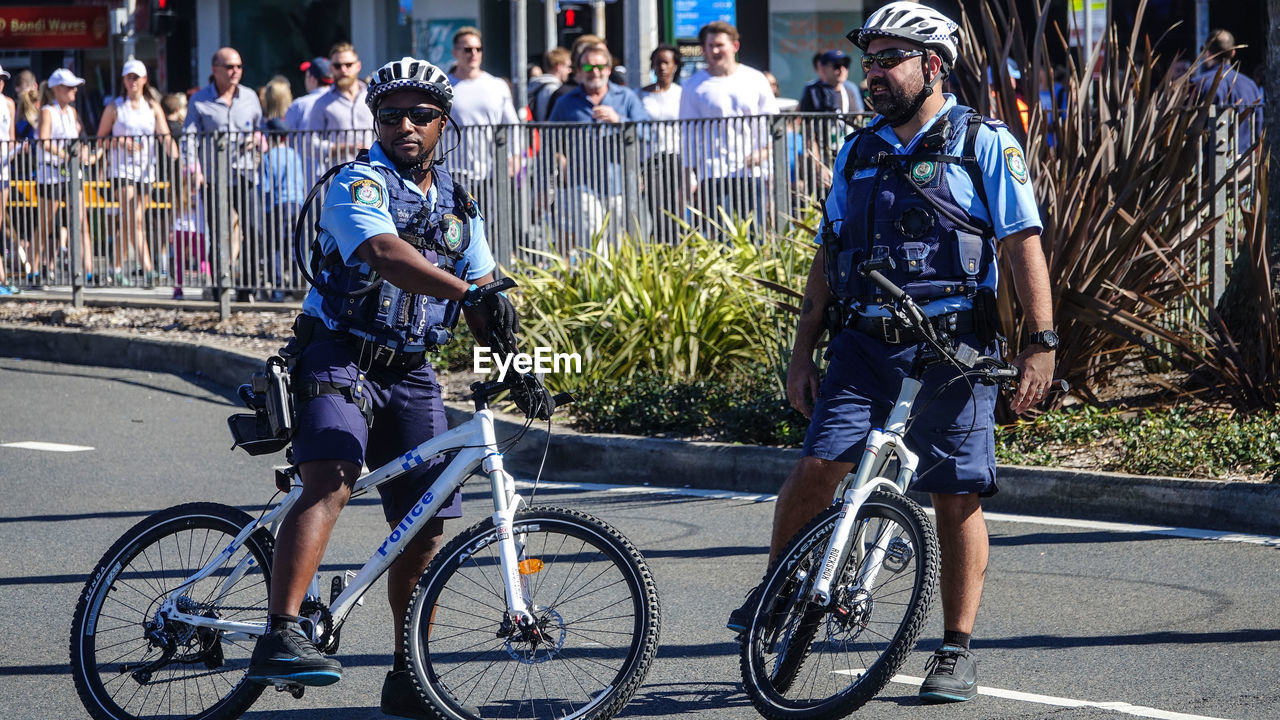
[290,339,462,521]
[802,329,999,496]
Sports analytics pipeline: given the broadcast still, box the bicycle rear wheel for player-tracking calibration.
[70,502,275,720]
[740,491,939,720]
[404,506,661,720]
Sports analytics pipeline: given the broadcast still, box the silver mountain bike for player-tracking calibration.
[70,369,661,720]
[738,261,1066,719]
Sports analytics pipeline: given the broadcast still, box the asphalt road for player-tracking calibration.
[2,357,1278,720]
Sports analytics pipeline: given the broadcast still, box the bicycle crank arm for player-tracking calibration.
[810,478,901,605]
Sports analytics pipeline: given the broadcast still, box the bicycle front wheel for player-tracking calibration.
[740,490,939,720]
[70,502,275,720]
[404,506,661,720]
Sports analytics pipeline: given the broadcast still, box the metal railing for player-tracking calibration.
[0,109,1258,318]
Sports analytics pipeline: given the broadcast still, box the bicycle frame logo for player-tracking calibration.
[377,492,434,557]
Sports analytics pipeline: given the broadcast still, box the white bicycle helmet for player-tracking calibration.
[853,1,961,68]
[366,57,453,113]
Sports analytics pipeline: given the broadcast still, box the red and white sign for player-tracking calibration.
[0,6,111,49]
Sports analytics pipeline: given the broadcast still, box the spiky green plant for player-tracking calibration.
[956,0,1278,409]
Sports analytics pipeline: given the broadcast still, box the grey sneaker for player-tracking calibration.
[918,645,978,703]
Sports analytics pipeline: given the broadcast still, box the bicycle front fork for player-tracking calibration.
[483,454,536,628]
[809,477,902,605]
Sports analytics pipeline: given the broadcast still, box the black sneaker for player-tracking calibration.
[918,645,978,703]
[246,624,342,687]
[726,584,764,635]
[382,669,480,719]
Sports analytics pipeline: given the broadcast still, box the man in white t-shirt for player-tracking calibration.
[678,21,778,230]
[445,26,520,211]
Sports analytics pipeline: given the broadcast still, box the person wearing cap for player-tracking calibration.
[300,42,374,167]
[245,58,520,719]
[34,67,96,287]
[96,59,169,287]
[183,46,265,302]
[0,65,17,294]
[1191,29,1263,152]
[285,57,331,132]
[799,49,866,115]
[727,2,1056,704]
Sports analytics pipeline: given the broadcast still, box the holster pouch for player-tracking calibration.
[972,287,1003,345]
[824,301,846,340]
[227,355,295,456]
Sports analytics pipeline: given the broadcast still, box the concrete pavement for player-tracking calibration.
[3,321,1278,535]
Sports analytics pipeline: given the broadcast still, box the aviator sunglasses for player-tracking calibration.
[376,107,444,126]
[858,49,926,73]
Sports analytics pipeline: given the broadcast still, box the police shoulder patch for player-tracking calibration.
[1004,147,1029,184]
[351,178,385,207]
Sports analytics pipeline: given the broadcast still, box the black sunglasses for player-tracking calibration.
[376,107,444,126]
[860,49,926,73]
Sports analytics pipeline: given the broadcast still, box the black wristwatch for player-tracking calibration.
[1029,329,1059,350]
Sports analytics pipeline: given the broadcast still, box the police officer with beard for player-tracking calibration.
[246,57,522,719]
[727,3,1058,704]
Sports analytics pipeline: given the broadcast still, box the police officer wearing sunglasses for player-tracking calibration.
[727,2,1057,704]
[247,57,521,719]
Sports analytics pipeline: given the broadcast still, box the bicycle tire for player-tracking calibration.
[404,506,661,720]
[70,502,275,720]
[740,491,939,720]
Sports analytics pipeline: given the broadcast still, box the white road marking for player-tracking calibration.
[2,441,95,452]
[514,479,1280,547]
[868,671,1235,720]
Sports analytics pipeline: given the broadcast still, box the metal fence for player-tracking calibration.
[0,108,1257,317]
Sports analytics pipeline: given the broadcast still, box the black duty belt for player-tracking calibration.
[301,318,428,373]
[852,310,974,345]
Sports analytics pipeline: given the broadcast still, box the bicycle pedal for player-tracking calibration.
[271,681,305,699]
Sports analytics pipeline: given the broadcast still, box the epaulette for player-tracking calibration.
[982,118,1008,130]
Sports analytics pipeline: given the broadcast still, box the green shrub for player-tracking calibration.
[571,364,807,446]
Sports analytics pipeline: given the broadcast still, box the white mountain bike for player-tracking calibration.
[738,261,1066,719]
[70,370,661,720]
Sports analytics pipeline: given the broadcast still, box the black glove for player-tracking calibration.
[511,374,554,420]
[482,292,520,355]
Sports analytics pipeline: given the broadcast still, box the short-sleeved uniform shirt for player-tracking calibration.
[805,95,1042,496]
[293,141,494,522]
[301,141,495,331]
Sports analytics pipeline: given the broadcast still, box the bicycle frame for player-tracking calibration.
[152,405,537,642]
[809,377,923,606]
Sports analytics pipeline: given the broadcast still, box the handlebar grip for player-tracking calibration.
[474,277,517,298]
[865,269,905,301]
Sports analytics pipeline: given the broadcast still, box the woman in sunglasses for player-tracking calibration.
[246,57,519,720]
[727,1,1057,707]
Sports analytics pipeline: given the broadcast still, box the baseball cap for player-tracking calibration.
[818,49,852,67]
[265,117,289,133]
[300,57,333,84]
[49,68,86,88]
[122,59,147,78]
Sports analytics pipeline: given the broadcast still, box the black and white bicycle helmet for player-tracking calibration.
[366,57,453,113]
[853,1,961,68]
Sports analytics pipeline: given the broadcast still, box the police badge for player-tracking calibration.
[442,214,463,250]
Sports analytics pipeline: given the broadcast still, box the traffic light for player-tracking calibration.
[558,3,591,47]
[149,0,177,35]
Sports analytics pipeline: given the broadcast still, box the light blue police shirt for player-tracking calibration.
[302,141,496,330]
[819,94,1042,316]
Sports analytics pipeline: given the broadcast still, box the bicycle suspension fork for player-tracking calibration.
[483,452,536,626]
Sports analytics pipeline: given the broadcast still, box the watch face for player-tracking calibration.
[1035,330,1059,348]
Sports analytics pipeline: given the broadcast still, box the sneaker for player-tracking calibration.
[172,287,184,301]
[0,284,13,296]
[246,624,342,687]
[381,669,479,719]
[918,645,978,703]
[726,584,764,635]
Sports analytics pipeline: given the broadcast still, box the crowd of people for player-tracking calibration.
[0,21,1263,297]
